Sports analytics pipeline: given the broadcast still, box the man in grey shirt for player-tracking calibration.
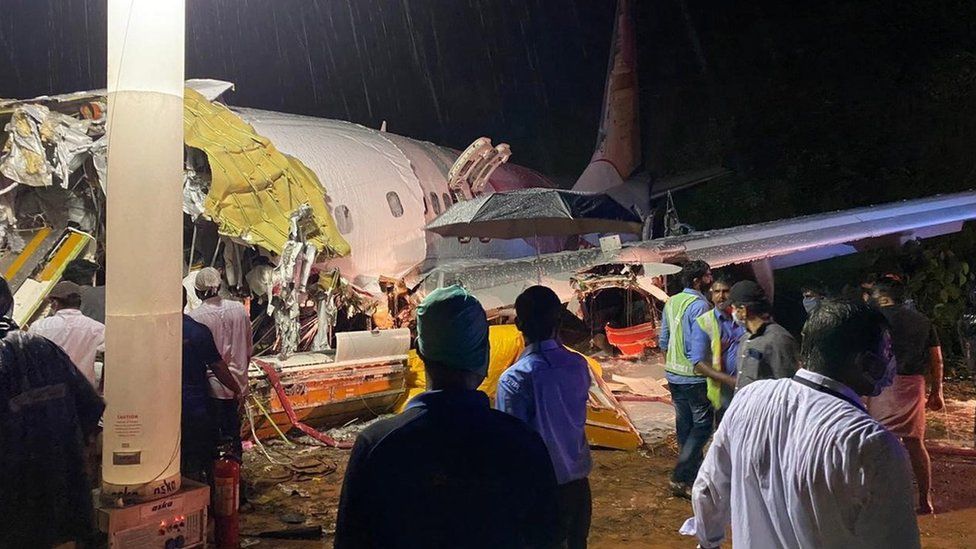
[729,281,798,389]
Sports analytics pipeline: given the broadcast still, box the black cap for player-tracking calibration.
[729,280,768,306]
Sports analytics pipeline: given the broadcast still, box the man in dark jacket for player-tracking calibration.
[335,285,561,549]
[729,281,798,390]
[0,275,105,548]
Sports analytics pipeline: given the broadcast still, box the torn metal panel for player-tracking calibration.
[0,104,94,188]
[182,88,350,257]
[181,167,209,221]
[234,108,427,291]
[247,348,407,440]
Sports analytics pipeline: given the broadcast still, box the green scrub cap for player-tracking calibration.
[416,285,490,376]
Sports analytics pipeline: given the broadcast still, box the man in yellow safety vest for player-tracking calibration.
[659,260,713,498]
[690,275,746,423]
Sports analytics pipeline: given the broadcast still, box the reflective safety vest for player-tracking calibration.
[664,292,703,377]
[696,310,724,409]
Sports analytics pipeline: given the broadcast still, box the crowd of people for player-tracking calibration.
[0,263,253,548]
[333,260,944,548]
[0,254,952,548]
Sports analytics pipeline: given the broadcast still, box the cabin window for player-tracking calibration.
[442,193,453,208]
[386,191,404,218]
[334,205,353,234]
[430,192,442,215]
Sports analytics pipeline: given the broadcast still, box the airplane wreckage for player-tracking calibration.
[0,78,660,449]
[4,0,976,449]
[3,80,976,452]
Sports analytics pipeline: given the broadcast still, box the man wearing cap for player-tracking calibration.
[29,280,106,390]
[187,266,251,457]
[728,280,798,390]
[335,285,561,549]
[497,285,592,549]
[659,260,713,498]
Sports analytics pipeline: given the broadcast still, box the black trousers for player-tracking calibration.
[181,412,216,484]
[210,398,243,457]
[557,477,592,549]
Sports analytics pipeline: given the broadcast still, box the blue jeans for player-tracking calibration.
[668,382,714,484]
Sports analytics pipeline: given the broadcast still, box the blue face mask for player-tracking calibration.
[802,297,821,315]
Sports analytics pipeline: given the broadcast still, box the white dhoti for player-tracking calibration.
[865,374,926,439]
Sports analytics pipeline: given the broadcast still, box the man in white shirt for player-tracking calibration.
[692,299,920,549]
[29,281,105,390]
[187,267,252,457]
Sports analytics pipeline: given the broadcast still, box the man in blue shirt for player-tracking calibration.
[336,285,560,549]
[181,291,240,483]
[497,285,592,549]
[690,275,746,422]
[659,260,713,498]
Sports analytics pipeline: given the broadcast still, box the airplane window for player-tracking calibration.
[442,193,452,208]
[430,192,441,215]
[334,205,353,234]
[386,191,404,218]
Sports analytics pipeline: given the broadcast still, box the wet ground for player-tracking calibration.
[239,379,976,548]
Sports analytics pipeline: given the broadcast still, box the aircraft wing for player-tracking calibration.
[419,191,976,309]
[646,191,976,269]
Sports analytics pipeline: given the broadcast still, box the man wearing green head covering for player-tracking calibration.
[336,285,561,549]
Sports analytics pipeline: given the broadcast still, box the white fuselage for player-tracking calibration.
[235,107,551,292]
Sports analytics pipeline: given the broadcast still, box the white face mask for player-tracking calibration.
[732,309,746,326]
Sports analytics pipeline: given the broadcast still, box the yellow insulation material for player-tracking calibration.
[396,324,642,451]
[182,88,350,256]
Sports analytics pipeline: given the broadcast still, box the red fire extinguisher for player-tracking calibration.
[213,450,241,549]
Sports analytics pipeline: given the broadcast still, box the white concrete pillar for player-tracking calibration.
[101,0,185,501]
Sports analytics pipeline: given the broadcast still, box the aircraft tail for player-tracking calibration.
[574,0,640,194]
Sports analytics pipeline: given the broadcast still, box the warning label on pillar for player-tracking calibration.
[114,413,142,438]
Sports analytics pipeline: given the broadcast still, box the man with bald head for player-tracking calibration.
[335,285,560,549]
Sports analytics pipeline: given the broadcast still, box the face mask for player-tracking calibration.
[732,309,746,327]
[802,297,820,315]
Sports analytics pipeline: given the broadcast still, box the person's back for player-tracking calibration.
[79,284,106,323]
[0,330,105,547]
[497,286,592,548]
[704,378,917,548]
[336,285,559,548]
[881,305,934,375]
[28,282,105,388]
[336,390,558,548]
[498,342,591,483]
[188,296,251,395]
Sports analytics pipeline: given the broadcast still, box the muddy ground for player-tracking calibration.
[239,382,976,548]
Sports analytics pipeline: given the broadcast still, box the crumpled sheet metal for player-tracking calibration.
[235,108,427,290]
[182,168,209,221]
[0,104,94,188]
[182,88,350,257]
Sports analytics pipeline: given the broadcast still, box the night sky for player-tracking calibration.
[2,0,976,226]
